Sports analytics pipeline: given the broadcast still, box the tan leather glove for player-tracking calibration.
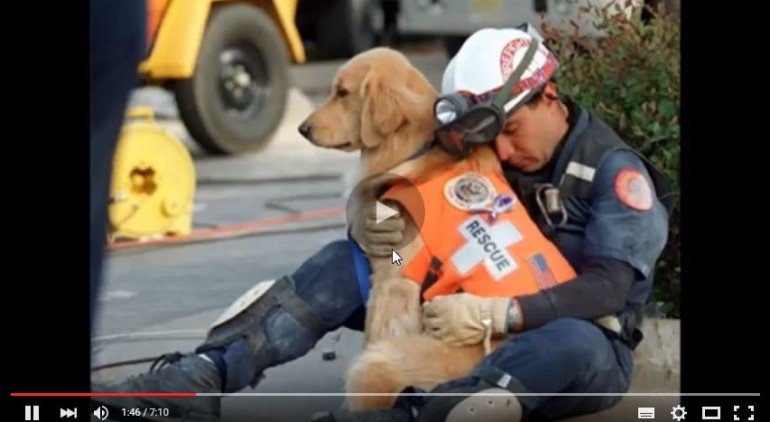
[423,293,512,347]
[350,200,405,257]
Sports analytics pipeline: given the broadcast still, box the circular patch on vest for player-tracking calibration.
[614,168,653,211]
[444,173,497,211]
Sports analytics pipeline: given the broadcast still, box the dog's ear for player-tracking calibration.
[359,68,407,148]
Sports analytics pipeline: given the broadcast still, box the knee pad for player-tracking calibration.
[418,387,522,422]
[418,368,523,422]
[196,276,326,389]
[443,389,521,422]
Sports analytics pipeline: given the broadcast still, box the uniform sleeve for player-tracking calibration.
[515,150,670,329]
[583,149,669,278]
[516,256,635,329]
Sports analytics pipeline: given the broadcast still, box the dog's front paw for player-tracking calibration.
[365,278,422,343]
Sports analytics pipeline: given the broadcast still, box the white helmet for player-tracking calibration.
[441,27,559,113]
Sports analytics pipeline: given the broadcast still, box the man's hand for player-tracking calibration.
[423,293,512,346]
[350,201,405,257]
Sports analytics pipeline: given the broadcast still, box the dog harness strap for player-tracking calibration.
[405,140,437,162]
[348,235,372,306]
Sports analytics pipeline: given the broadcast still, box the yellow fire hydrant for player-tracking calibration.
[108,107,195,243]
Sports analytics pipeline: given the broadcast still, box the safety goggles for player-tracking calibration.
[434,39,542,159]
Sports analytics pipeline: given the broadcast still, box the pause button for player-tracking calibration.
[24,405,40,421]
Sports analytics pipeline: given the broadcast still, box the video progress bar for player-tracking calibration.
[10,392,762,398]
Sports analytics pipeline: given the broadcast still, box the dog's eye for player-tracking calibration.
[336,87,349,98]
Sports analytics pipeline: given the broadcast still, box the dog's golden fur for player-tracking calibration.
[301,48,505,411]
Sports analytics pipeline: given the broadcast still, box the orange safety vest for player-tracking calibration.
[382,165,576,302]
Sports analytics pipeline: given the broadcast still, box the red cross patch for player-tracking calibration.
[614,168,653,211]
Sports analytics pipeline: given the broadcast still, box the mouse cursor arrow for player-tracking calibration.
[391,249,403,266]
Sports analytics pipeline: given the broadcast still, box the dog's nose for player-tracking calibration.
[298,121,313,139]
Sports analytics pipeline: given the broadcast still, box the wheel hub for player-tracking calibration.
[218,46,268,115]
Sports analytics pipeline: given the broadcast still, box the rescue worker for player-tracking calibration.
[94,27,672,422]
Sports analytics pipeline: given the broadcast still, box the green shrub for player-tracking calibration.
[543,2,680,317]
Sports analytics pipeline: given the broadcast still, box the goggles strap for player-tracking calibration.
[492,39,541,109]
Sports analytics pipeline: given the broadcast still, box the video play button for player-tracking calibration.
[375,201,400,224]
[345,172,425,251]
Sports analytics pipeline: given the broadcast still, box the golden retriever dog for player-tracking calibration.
[299,48,509,411]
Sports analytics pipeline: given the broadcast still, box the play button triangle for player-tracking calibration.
[375,201,399,224]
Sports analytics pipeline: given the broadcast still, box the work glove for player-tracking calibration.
[350,200,405,257]
[423,293,514,348]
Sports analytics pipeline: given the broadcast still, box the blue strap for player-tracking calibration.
[347,234,372,306]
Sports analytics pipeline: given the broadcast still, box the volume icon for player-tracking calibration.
[93,405,110,421]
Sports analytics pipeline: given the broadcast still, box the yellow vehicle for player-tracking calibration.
[141,0,306,154]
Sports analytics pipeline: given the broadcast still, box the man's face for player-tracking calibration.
[493,85,565,172]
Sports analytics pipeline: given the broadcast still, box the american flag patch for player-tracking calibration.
[527,254,558,290]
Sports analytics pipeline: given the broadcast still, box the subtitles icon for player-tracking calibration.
[638,407,655,419]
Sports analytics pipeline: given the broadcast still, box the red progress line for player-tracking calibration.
[11,392,196,397]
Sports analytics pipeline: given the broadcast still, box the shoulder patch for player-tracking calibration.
[614,168,653,211]
[444,172,497,211]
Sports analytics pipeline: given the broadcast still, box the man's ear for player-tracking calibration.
[543,81,560,101]
[359,69,407,148]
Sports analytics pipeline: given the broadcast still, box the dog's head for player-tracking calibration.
[299,48,437,156]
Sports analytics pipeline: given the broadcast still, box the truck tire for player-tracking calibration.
[174,4,289,155]
[316,0,376,59]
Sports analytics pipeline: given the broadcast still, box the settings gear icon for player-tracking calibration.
[671,404,687,421]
